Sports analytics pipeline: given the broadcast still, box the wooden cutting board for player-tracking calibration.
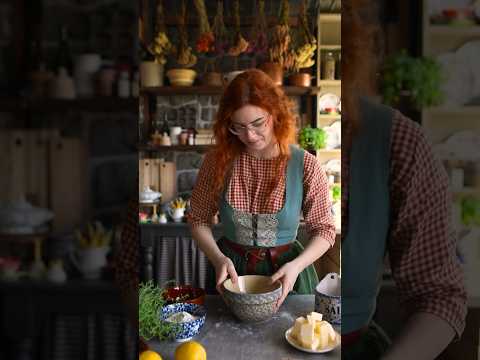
[0,131,27,202]
[159,161,176,203]
[49,136,87,233]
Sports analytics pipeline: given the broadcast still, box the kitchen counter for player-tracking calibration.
[149,295,341,360]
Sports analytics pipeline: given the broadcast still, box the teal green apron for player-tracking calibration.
[206,145,318,294]
[342,98,394,358]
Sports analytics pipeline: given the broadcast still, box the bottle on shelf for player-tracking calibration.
[335,52,341,80]
[323,51,336,80]
[53,25,73,76]
[117,70,131,98]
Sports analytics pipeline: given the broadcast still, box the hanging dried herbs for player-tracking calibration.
[146,0,172,64]
[268,0,295,70]
[291,0,317,72]
[247,0,268,57]
[194,0,215,54]
[212,0,228,56]
[174,0,197,68]
[227,0,249,57]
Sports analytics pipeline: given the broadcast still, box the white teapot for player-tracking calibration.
[139,186,161,203]
[70,246,109,280]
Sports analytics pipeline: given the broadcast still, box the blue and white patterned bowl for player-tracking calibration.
[160,303,206,342]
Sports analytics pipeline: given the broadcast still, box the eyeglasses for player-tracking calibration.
[228,115,270,136]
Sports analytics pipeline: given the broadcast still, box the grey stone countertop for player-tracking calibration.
[149,295,341,360]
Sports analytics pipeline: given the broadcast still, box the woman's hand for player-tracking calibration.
[271,261,302,310]
[212,255,238,294]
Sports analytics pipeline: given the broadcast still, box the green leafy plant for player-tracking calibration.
[139,280,178,341]
[298,127,326,150]
[461,196,480,226]
[381,50,444,109]
[331,184,341,203]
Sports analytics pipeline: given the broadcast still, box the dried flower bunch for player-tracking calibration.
[269,0,295,69]
[246,0,268,57]
[173,0,197,68]
[228,0,249,56]
[290,0,317,72]
[147,0,172,64]
[211,0,229,56]
[194,0,215,53]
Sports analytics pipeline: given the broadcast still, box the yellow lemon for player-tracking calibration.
[139,350,162,360]
[174,341,207,360]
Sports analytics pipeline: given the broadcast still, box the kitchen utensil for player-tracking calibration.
[222,275,282,322]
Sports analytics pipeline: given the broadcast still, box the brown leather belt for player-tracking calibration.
[223,238,292,274]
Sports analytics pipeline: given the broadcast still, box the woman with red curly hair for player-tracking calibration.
[188,69,336,308]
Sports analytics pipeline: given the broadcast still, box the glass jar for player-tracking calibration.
[323,52,336,80]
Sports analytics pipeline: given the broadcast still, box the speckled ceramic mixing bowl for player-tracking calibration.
[222,275,282,322]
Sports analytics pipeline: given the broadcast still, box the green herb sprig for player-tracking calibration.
[139,281,178,341]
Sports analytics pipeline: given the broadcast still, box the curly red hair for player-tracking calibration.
[210,69,297,198]
[343,0,381,133]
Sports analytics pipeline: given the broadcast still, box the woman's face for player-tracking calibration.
[230,105,276,154]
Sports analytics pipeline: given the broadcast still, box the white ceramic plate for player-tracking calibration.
[318,93,341,113]
[285,327,340,354]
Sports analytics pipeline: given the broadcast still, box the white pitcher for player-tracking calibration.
[71,246,109,279]
[168,207,185,223]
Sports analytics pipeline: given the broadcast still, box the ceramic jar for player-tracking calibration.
[315,272,341,325]
[140,61,164,87]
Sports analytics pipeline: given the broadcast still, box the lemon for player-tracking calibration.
[140,350,162,360]
[174,341,207,360]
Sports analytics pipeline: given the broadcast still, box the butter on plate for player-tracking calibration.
[290,311,337,350]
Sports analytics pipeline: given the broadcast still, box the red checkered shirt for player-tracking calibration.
[188,149,336,246]
[342,111,467,337]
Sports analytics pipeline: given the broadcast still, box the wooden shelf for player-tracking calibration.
[317,149,341,155]
[0,97,138,113]
[424,106,480,116]
[319,45,341,50]
[141,86,321,96]
[139,144,214,152]
[320,14,341,22]
[318,80,341,87]
[318,113,341,119]
[428,25,480,36]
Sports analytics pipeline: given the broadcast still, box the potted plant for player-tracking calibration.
[381,50,444,110]
[166,0,198,86]
[140,0,172,87]
[298,126,326,150]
